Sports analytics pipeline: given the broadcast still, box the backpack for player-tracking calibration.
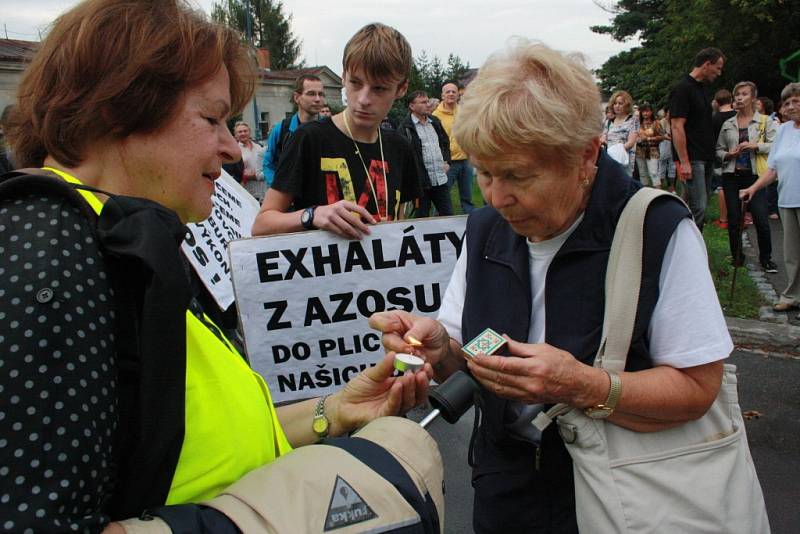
[202,417,444,533]
[0,169,189,520]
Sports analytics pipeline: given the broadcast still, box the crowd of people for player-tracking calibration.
[229,76,474,227]
[0,0,795,532]
[600,48,800,296]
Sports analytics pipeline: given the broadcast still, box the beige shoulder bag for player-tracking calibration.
[535,188,770,533]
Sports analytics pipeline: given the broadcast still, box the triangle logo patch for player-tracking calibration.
[323,475,378,531]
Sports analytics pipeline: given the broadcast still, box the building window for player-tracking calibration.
[259,111,270,140]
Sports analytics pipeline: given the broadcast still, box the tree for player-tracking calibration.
[593,0,800,108]
[211,0,304,70]
[387,51,471,124]
[406,51,470,96]
[446,54,471,84]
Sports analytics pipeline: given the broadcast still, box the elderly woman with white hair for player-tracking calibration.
[742,82,800,316]
[370,40,736,533]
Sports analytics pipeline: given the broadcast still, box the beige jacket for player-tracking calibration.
[716,111,777,174]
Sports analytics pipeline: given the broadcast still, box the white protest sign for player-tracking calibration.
[230,216,467,404]
[183,171,261,310]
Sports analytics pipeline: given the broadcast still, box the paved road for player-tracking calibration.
[411,349,800,533]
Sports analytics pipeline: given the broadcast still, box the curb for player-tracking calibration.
[726,316,800,356]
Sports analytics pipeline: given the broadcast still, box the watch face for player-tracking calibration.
[312,415,329,435]
[301,209,311,225]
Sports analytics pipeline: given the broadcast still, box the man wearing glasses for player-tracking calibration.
[263,74,325,185]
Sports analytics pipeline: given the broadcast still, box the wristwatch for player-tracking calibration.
[312,394,331,439]
[301,206,317,230]
[584,369,622,419]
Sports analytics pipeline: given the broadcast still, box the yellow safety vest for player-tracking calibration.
[43,167,292,504]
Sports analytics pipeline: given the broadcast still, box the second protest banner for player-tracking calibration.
[229,216,467,403]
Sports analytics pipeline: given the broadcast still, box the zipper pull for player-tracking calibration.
[535,446,542,471]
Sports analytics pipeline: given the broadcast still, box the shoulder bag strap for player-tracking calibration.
[535,188,680,428]
[594,187,674,372]
[758,114,767,143]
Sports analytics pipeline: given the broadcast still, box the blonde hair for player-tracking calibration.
[454,38,602,168]
[733,81,758,112]
[608,90,633,116]
[342,23,412,83]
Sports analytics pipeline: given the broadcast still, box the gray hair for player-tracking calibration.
[781,82,800,101]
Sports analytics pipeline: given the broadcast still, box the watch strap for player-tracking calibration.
[301,205,317,230]
[603,369,622,410]
[584,369,622,419]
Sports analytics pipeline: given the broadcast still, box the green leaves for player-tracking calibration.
[211,0,303,70]
[594,0,800,105]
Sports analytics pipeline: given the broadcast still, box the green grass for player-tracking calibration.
[702,191,764,319]
[452,178,762,319]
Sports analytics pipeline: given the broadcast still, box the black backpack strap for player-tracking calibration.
[0,169,189,519]
[275,115,295,158]
[325,436,440,534]
[0,170,100,225]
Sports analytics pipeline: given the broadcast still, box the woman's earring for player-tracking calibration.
[583,165,598,188]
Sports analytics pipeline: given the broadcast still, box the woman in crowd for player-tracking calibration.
[600,89,638,175]
[635,102,665,188]
[604,105,615,126]
[658,109,677,192]
[371,39,732,533]
[716,81,777,272]
[742,83,800,315]
[0,1,430,531]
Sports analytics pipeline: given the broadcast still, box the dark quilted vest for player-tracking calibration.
[461,152,689,498]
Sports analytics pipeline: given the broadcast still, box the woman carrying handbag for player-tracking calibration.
[716,81,778,271]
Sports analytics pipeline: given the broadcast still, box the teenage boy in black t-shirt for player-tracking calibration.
[252,23,421,239]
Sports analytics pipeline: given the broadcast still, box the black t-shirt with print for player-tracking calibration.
[668,74,714,162]
[272,118,421,222]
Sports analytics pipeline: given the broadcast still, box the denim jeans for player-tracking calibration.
[447,159,475,214]
[722,173,772,263]
[417,184,454,217]
[658,156,675,190]
[684,160,709,232]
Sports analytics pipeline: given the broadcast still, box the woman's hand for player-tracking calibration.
[368,310,451,368]
[328,351,432,435]
[737,141,758,152]
[725,146,741,160]
[466,337,606,407]
[313,200,376,239]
